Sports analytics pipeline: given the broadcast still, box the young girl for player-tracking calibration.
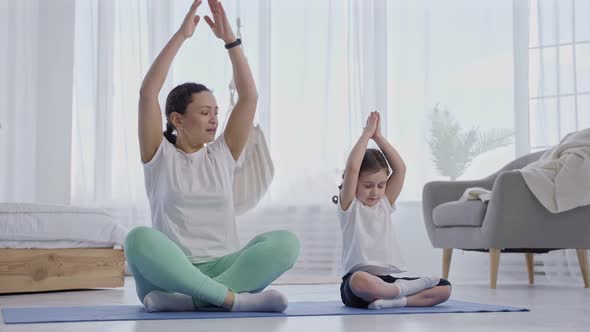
[335,111,451,309]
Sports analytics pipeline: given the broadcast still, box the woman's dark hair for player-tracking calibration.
[163,82,212,144]
[332,148,391,204]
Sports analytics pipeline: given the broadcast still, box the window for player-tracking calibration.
[529,0,590,152]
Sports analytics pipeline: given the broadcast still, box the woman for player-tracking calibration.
[125,0,300,313]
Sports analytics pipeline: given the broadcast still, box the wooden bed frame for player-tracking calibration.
[0,248,125,294]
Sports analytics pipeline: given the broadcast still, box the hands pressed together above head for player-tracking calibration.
[178,0,237,44]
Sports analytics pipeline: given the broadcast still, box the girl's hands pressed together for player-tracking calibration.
[363,111,378,139]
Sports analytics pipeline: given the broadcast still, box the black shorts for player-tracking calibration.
[340,272,452,308]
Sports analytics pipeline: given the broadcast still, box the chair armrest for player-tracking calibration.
[422,150,546,227]
[481,170,552,247]
[422,178,494,228]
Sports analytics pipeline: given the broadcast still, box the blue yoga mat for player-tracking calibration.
[2,300,528,324]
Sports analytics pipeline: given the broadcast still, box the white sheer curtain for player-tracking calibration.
[0,0,39,202]
[71,0,175,229]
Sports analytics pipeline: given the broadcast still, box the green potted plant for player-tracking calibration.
[428,104,513,181]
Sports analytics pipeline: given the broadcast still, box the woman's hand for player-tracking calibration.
[178,0,202,39]
[204,0,237,43]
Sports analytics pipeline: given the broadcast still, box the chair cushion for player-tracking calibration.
[432,200,488,227]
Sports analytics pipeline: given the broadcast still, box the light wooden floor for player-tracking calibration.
[1,277,589,332]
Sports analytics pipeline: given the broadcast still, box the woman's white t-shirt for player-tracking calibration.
[143,135,239,264]
[338,196,406,276]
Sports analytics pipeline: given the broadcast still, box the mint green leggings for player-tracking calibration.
[124,226,300,308]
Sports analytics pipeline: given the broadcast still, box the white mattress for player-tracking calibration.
[0,203,128,248]
[0,240,123,249]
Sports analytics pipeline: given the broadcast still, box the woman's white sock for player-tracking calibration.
[143,290,195,312]
[231,289,288,312]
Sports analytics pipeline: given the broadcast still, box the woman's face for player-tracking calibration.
[174,91,219,146]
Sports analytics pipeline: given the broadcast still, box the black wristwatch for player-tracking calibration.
[225,38,242,50]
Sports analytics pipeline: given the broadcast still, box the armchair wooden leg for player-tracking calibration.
[490,249,501,289]
[576,249,589,288]
[442,248,453,279]
[525,253,534,285]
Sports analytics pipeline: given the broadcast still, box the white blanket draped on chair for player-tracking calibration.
[520,128,590,213]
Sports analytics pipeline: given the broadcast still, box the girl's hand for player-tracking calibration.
[204,0,237,43]
[178,0,202,39]
[373,111,382,139]
[363,111,378,138]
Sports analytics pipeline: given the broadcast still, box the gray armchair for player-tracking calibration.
[422,150,590,288]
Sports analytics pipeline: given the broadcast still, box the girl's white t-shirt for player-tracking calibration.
[143,135,239,263]
[338,196,406,276]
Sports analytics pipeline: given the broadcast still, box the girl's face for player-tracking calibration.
[356,169,388,206]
